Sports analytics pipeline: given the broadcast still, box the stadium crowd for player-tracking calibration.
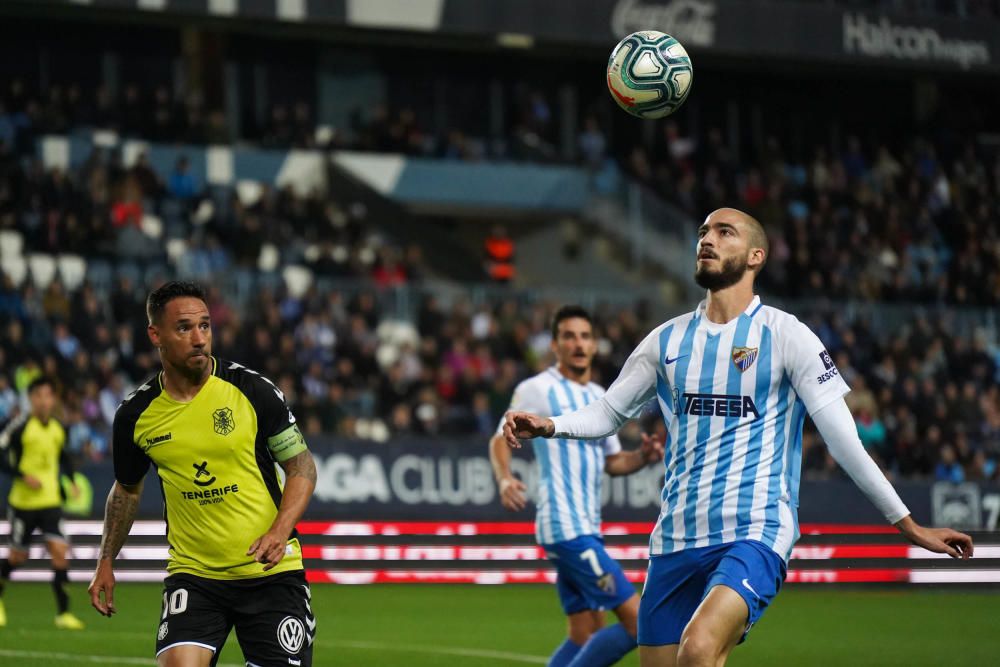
[2,74,1000,484]
[625,123,1000,305]
[1,270,998,484]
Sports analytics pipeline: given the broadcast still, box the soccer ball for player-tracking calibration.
[606,30,693,119]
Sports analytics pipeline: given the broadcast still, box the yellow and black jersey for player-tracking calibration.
[0,413,72,511]
[113,358,309,580]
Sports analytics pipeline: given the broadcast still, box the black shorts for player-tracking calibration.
[6,506,66,551]
[156,570,316,667]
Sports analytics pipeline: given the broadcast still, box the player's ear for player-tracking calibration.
[748,247,766,271]
[148,323,161,349]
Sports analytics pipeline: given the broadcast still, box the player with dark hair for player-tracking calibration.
[490,305,664,667]
[505,209,973,667]
[0,376,84,630]
[88,281,318,667]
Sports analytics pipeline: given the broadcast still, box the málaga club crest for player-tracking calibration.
[732,347,759,373]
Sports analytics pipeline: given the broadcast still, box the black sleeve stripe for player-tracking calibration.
[112,375,161,485]
[0,415,29,476]
[214,358,294,439]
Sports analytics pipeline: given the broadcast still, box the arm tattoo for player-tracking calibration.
[99,484,141,560]
[282,451,317,484]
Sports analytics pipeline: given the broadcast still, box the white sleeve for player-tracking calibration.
[550,400,627,440]
[812,398,909,524]
[551,328,660,439]
[495,379,548,436]
[782,319,850,415]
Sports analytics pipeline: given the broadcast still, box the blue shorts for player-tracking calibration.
[638,539,786,646]
[544,535,636,615]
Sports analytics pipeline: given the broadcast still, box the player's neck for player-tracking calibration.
[556,363,591,385]
[704,282,755,324]
[161,363,212,402]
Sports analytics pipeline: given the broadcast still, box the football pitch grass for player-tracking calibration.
[1,583,998,666]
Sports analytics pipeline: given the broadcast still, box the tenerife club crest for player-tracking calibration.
[731,347,758,373]
[213,407,236,435]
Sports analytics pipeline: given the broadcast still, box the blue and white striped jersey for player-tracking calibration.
[499,367,622,546]
[599,296,849,562]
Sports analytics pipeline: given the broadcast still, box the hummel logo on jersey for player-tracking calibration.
[192,461,217,487]
[145,432,172,448]
[682,393,760,419]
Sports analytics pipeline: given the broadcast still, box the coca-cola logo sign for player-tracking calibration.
[611,0,716,46]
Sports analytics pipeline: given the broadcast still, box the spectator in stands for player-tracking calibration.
[935,445,965,483]
[167,156,197,200]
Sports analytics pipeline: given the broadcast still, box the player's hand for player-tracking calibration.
[88,562,117,617]
[23,474,42,489]
[503,412,554,449]
[498,477,528,512]
[639,432,666,464]
[897,516,974,560]
[248,528,290,571]
[69,482,81,499]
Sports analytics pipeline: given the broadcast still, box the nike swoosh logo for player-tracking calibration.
[741,578,758,597]
[665,355,687,365]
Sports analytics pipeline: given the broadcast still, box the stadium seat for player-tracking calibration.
[57,255,87,291]
[258,243,280,272]
[0,255,28,286]
[0,230,24,259]
[141,214,164,240]
[315,125,335,146]
[282,265,314,299]
[92,129,119,148]
[376,320,420,348]
[27,253,58,289]
[236,180,263,207]
[303,244,321,263]
[191,199,215,226]
[166,239,188,266]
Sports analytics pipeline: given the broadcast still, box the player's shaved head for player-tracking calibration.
[705,208,769,272]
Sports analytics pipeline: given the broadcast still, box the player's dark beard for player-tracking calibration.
[694,253,748,290]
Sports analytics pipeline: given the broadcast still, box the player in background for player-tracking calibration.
[490,306,664,667]
[0,376,85,630]
[88,281,317,667]
[503,209,974,667]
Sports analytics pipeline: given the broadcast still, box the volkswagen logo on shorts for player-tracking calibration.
[277,616,305,654]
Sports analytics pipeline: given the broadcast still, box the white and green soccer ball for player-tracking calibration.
[606,30,693,119]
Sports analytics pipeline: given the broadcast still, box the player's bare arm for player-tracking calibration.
[604,432,665,476]
[895,515,973,560]
[89,480,143,617]
[502,411,554,448]
[247,450,317,571]
[489,433,527,511]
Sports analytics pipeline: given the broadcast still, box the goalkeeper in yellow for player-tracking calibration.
[88,281,318,667]
[0,376,85,629]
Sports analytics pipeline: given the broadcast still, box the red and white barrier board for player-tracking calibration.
[1,521,995,585]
